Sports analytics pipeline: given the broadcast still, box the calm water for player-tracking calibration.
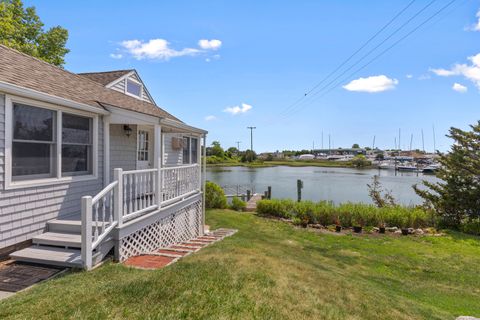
[207,166,440,205]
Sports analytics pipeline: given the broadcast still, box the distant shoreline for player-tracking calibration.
[207,160,373,169]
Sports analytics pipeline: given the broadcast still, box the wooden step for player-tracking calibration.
[47,219,107,234]
[10,246,83,268]
[32,232,81,248]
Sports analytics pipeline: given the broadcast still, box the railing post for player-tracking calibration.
[157,169,162,208]
[114,168,123,228]
[81,196,93,270]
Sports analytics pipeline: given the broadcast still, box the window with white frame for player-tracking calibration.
[61,113,93,176]
[126,79,142,97]
[12,103,57,179]
[182,137,190,164]
[8,99,96,184]
[137,130,149,161]
[182,137,199,164]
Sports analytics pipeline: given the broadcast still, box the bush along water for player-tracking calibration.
[230,196,247,212]
[256,199,434,231]
[205,181,227,209]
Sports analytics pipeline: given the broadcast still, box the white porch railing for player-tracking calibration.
[81,164,201,269]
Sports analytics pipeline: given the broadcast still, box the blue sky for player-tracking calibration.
[27,0,480,152]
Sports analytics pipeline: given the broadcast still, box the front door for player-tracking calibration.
[136,126,153,169]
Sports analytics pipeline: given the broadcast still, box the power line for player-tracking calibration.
[278,0,440,121]
[279,0,456,120]
[272,0,418,120]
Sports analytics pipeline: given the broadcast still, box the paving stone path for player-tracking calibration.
[124,228,238,269]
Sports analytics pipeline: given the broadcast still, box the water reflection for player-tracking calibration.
[207,166,439,206]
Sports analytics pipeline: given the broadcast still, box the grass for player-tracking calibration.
[1,210,480,319]
[207,159,370,168]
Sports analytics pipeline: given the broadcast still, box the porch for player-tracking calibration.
[10,109,208,270]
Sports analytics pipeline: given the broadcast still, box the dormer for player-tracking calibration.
[78,69,155,104]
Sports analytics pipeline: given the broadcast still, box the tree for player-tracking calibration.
[207,141,225,158]
[414,122,480,228]
[351,154,370,168]
[0,0,69,66]
[241,150,257,163]
[352,143,360,149]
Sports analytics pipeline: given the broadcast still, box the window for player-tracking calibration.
[137,130,149,161]
[62,113,92,175]
[191,138,198,163]
[7,97,97,187]
[182,137,190,164]
[182,137,199,164]
[126,79,142,97]
[12,104,56,179]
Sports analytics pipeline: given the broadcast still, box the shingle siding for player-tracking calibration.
[163,133,183,167]
[110,124,137,176]
[0,94,105,250]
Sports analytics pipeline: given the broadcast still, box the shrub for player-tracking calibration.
[255,198,433,229]
[230,196,246,211]
[205,181,227,209]
[460,219,480,236]
[257,199,295,219]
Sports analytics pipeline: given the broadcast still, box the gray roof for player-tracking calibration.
[0,45,181,121]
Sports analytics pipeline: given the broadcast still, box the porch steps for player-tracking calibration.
[10,217,86,268]
[47,218,107,234]
[32,232,81,248]
[9,247,83,268]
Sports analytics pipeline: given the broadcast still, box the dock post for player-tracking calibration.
[267,186,272,199]
[247,190,251,201]
[297,179,303,202]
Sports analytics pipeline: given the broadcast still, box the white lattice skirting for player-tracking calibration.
[118,199,203,262]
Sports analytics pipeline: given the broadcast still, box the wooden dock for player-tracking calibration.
[246,194,262,212]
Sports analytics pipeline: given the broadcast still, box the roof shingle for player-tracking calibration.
[0,45,181,122]
[78,70,133,86]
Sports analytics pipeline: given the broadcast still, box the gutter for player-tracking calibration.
[0,81,110,115]
[160,118,208,135]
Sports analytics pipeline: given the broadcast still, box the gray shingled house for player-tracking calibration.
[0,45,207,269]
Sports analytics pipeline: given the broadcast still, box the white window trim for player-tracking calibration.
[124,77,144,99]
[182,135,201,165]
[4,94,99,190]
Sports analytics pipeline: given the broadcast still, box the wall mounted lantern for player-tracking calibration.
[123,125,133,137]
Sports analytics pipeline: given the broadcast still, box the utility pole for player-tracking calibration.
[236,141,241,151]
[421,129,425,152]
[247,126,256,151]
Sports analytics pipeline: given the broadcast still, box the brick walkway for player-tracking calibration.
[124,228,237,269]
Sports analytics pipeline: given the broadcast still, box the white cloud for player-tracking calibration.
[406,74,413,79]
[119,39,200,60]
[452,83,468,93]
[467,9,480,31]
[343,75,399,93]
[198,39,222,50]
[110,53,123,59]
[430,53,480,89]
[204,115,217,121]
[223,103,252,115]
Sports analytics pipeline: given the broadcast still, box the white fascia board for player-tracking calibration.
[0,81,109,115]
[103,103,160,125]
[160,118,208,135]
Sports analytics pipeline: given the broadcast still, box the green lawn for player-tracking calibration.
[1,210,480,319]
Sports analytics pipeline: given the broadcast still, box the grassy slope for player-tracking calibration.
[1,210,479,319]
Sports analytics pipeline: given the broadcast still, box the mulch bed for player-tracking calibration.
[0,260,64,292]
